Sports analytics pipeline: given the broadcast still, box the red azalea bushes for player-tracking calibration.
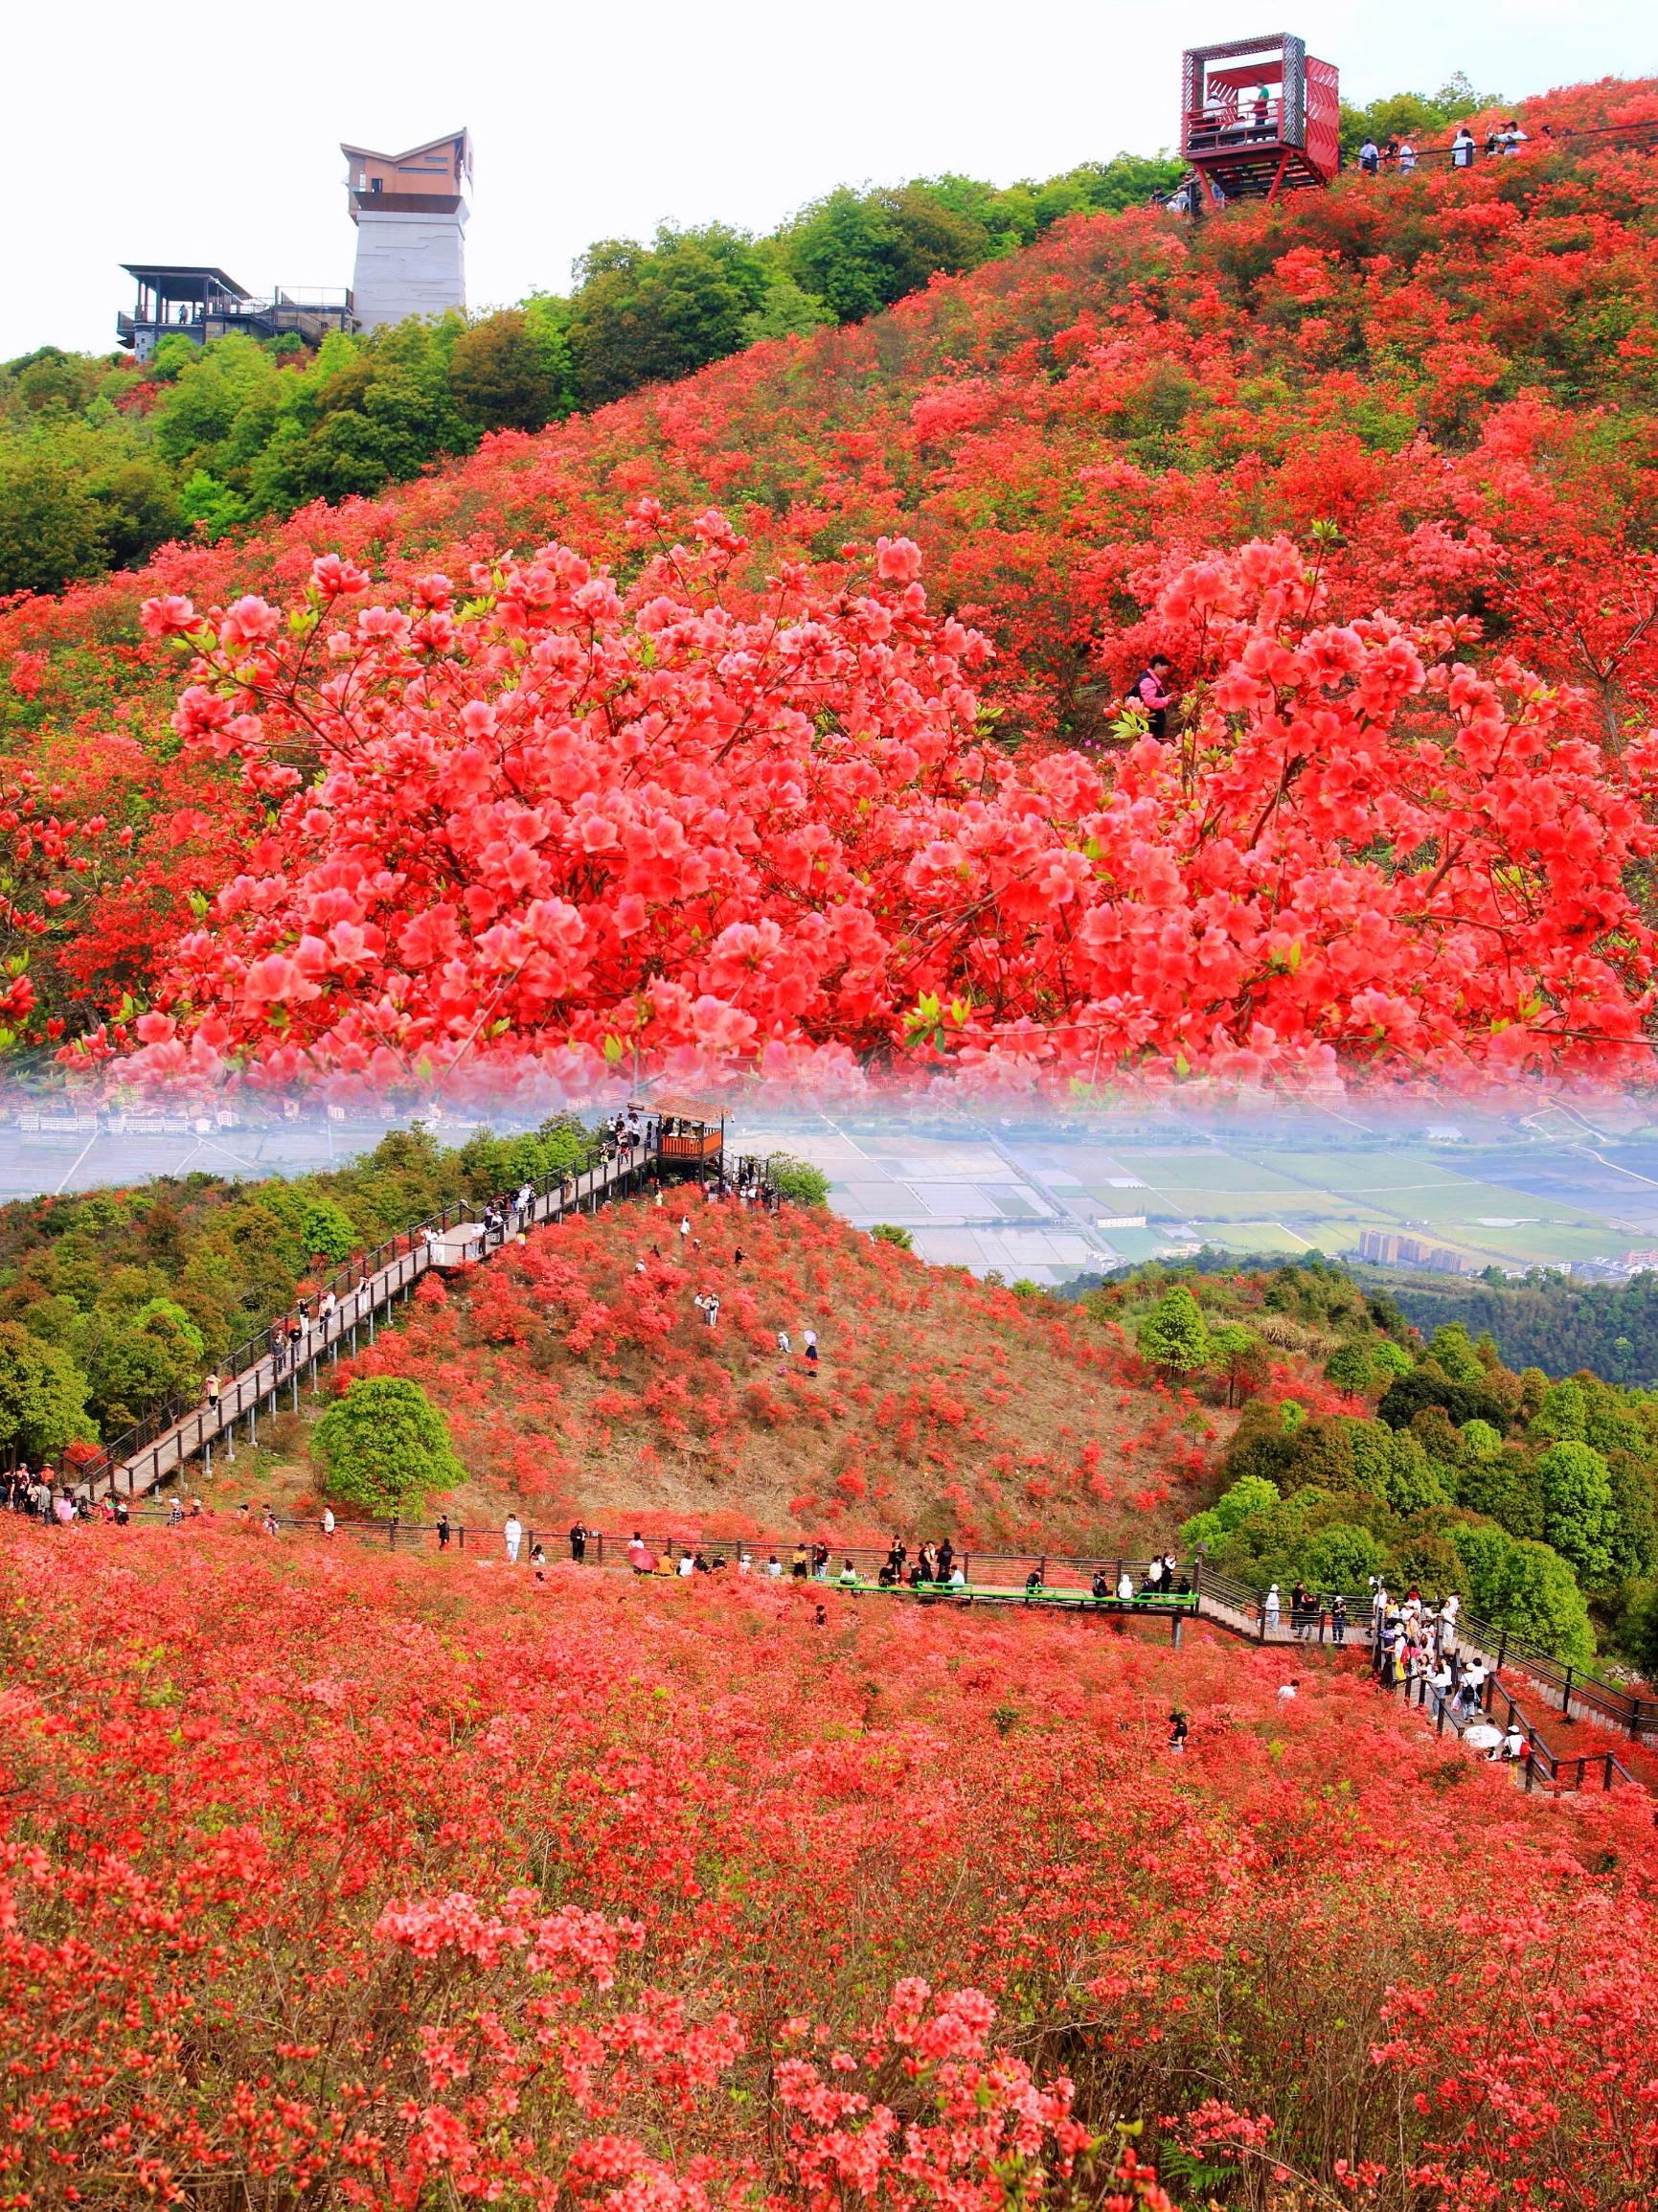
[98,525,1658,1100]
[4,1526,1658,2208]
[6,90,1658,1064]
[322,1190,1208,1549]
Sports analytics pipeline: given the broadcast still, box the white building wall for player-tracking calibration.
[351,207,467,331]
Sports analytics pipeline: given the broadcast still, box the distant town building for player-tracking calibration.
[1424,1126,1465,1143]
[1624,1249,1658,1270]
[342,129,472,331]
[1356,1226,1475,1274]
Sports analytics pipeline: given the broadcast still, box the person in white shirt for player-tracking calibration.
[504,1514,522,1564]
[322,1506,335,1536]
[1264,1584,1282,1630]
[1277,1677,1299,1703]
[765,1554,783,1579]
[1116,1569,1134,1603]
[677,1552,694,1578]
[738,1553,752,1575]
[1397,140,1418,173]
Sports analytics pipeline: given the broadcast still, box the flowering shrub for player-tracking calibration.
[3,1525,1658,2208]
[7,85,1658,1082]
[102,528,1658,1099]
[332,1190,1199,1553]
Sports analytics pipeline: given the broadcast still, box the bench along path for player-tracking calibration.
[84,1146,657,1503]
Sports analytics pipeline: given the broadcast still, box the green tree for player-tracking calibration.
[1303,1521,1387,1591]
[299,1197,359,1266]
[1180,1473,1282,1551]
[1449,1522,1595,1665]
[1532,1378,1588,1443]
[1427,1323,1487,1386]
[871,1223,913,1251]
[311,1377,465,1516]
[1383,1428,1452,1516]
[777,187,990,323]
[566,226,771,407]
[1534,1438,1618,1583]
[1137,1285,1209,1377]
[1324,1341,1376,1399]
[1209,1322,1268,1407]
[0,448,107,595]
[1454,1447,1545,1541]
[767,1153,829,1207]
[448,309,563,433]
[0,1321,97,1459]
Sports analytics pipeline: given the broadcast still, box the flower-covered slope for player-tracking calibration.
[3,1521,1656,2209]
[314,1191,1220,1551]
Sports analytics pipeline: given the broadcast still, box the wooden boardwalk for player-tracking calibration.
[94,1147,652,1500]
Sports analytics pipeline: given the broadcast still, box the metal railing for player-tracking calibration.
[1391,1657,1638,1792]
[1191,1568,1658,1745]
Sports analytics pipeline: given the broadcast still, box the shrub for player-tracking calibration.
[871,1224,913,1251]
[311,1377,466,1516]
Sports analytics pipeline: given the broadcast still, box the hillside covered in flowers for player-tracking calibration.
[3,76,1658,1099]
[3,1522,1656,2210]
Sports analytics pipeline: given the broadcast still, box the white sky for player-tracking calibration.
[8,0,1653,361]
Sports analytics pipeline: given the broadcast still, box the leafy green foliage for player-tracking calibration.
[0,1121,599,1437]
[765,1153,830,1208]
[1534,1440,1618,1584]
[871,1223,913,1252]
[0,1320,95,1460]
[310,1377,465,1516]
[1137,1285,1209,1376]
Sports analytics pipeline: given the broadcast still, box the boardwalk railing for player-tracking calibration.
[73,1130,738,1504]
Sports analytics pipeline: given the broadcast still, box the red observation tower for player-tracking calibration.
[1181,32,1340,207]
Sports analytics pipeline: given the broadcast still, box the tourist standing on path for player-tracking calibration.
[1329,1594,1347,1645]
[438,1514,451,1550]
[803,1327,818,1369]
[322,1506,335,1536]
[205,1373,220,1413]
[1264,1584,1281,1632]
[504,1514,523,1565]
[1452,125,1475,169]
[569,1519,588,1562]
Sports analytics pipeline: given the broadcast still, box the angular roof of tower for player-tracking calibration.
[340,130,472,185]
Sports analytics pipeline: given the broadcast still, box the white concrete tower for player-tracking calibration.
[341,130,472,331]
